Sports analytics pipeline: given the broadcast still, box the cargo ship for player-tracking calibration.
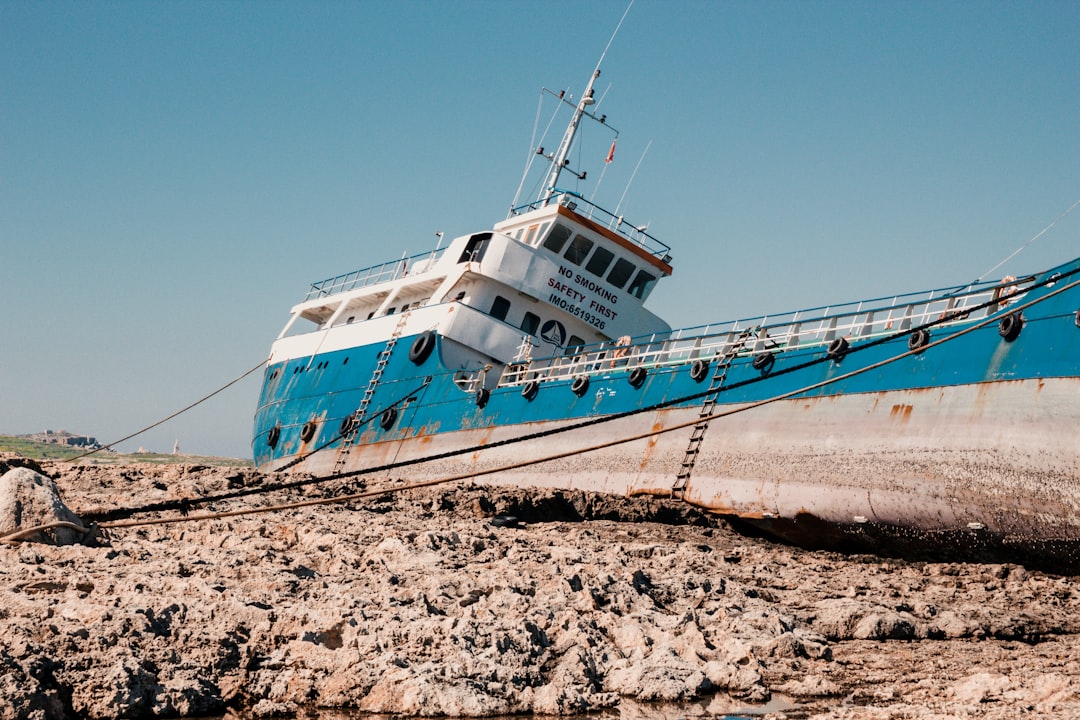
[252,60,1080,570]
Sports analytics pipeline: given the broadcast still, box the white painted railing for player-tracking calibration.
[495,275,1030,388]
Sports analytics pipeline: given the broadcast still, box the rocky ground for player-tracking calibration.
[1,453,1078,720]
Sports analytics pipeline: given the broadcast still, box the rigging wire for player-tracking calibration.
[510,91,547,211]
[66,359,268,462]
[613,140,651,221]
[976,196,1080,283]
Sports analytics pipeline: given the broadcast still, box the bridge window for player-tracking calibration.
[564,235,594,266]
[491,295,510,321]
[627,269,658,299]
[521,312,540,335]
[565,335,585,355]
[585,246,614,277]
[458,232,492,263]
[523,222,550,246]
[607,258,635,289]
[542,223,573,253]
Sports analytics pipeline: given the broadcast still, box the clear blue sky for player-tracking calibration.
[3,0,1078,459]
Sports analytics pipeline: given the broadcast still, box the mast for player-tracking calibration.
[540,68,600,205]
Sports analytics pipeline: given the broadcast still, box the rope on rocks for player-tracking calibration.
[5,271,1077,543]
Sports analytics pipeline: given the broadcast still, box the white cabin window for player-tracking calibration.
[607,258,635,289]
[491,295,511,321]
[458,232,492,263]
[564,235,594,266]
[627,269,658,300]
[521,312,540,335]
[585,246,614,277]
[523,224,540,245]
[543,223,573,253]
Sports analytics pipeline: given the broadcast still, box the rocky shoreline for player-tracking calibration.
[1,455,1078,719]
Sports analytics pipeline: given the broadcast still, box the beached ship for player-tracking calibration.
[253,62,1080,570]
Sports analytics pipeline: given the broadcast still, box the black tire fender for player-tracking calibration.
[571,375,590,397]
[751,352,775,373]
[690,359,709,382]
[300,420,317,443]
[998,312,1023,342]
[521,380,540,401]
[266,425,280,448]
[408,331,437,365]
[628,366,648,388]
[907,328,931,353]
[827,337,850,361]
[379,406,398,430]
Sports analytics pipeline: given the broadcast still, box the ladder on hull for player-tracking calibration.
[332,312,412,475]
[671,328,755,499]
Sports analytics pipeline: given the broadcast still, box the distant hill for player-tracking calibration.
[0,434,252,468]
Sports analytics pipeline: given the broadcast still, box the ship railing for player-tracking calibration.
[304,247,448,301]
[499,275,1032,388]
[509,192,672,260]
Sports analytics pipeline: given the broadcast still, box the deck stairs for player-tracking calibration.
[671,328,756,499]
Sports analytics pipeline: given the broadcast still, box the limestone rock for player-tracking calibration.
[0,468,86,545]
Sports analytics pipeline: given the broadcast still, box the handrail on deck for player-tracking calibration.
[497,274,1033,389]
[509,192,671,260]
[304,247,448,301]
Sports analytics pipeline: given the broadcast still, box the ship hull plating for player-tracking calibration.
[253,268,1080,569]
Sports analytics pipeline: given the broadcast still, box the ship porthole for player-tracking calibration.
[907,329,930,353]
[409,331,437,365]
[827,337,849,362]
[690,360,709,382]
[379,407,398,430]
[475,387,491,408]
[521,380,540,401]
[628,366,647,388]
[571,375,590,397]
[300,421,317,443]
[266,425,280,448]
[998,312,1023,342]
[751,352,775,374]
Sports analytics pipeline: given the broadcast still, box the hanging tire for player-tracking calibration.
[907,328,930,353]
[571,375,590,397]
[409,331,436,365]
[690,359,709,382]
[1075,309,1080,328]
[827,337,849,361]
[266,425,280,448]
[379,406,398,430]
[475,387,491,408]
[521,380,540,401]
[998,312,1023,342]
[300,420,317,443]
[751,352,775,374]
[339,414,356,435]
[628,366,648,388]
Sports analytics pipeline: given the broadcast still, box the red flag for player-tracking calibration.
[605,139,616,164]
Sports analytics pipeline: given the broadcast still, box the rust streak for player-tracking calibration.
[889,404,913,422]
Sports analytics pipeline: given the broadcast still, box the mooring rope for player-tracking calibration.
[66,359,269,462]
[5,271,1076,544]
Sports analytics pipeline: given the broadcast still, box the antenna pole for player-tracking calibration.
[540,0,633,205]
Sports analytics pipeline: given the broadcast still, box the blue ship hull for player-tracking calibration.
[253,257,1080,568]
